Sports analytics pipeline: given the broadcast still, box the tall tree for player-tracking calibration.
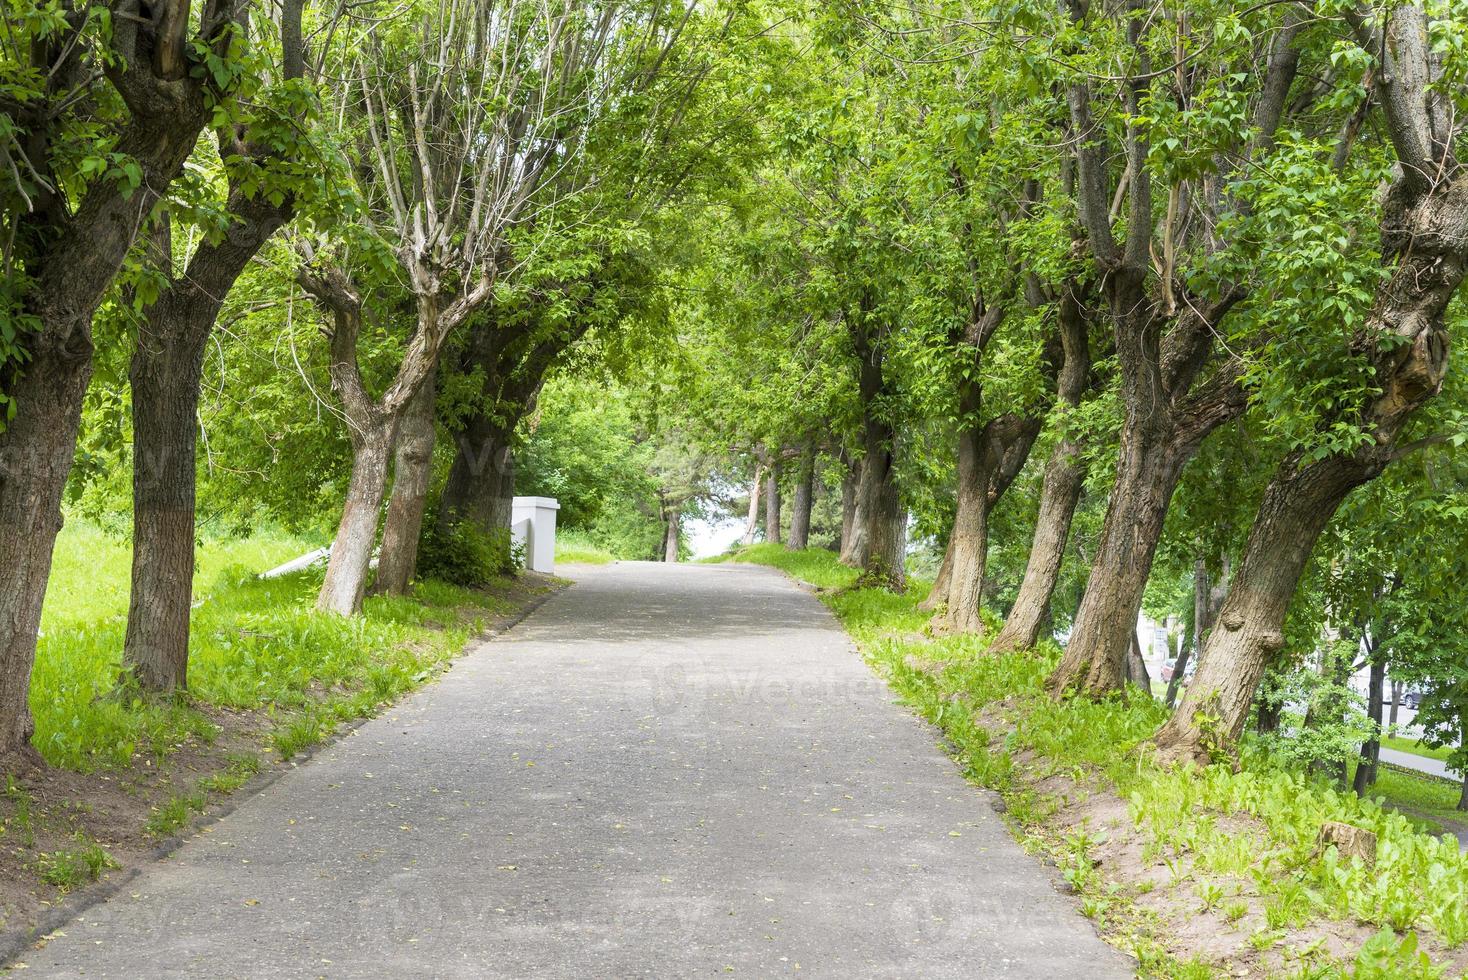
[0,0,252,761]
[1157,2,1468,762]
[123,0,316,691]
[1047,4,1301,696]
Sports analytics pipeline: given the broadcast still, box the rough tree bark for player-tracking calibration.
[1155,4,1467,763]
[372,366,438,596]
[297,266,486,616]
[932,411,1042,633]
[922,304,1007,629]
[123,0,306,691]
[0,0,247,760]
[440,416,516,534]
[787,445,816,550]
[841,312,906,590]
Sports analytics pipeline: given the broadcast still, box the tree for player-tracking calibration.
[1046,1,1296,697]
[1157,1,1468,763]
[0,0,254,761]
[123,0,318,691]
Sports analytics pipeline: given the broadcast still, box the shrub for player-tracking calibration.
[416,517,523,586]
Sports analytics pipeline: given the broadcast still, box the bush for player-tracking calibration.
[416,518,523,586]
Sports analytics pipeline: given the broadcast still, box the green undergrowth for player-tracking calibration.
[729,545,1468,979]
[33,524,522,772]
[555,529,617,565]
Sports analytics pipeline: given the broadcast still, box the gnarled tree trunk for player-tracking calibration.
[0,336,94,763]
[1153,455,1380,763]
[1155,20,1467,759]
[372,367,438,596]
[440,415,516,535]
[0,0,239,761]
[125,193,293,690]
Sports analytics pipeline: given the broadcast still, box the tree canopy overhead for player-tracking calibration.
[1,0,1467,801]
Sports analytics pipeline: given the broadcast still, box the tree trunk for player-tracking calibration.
[933,409,1043,634]
[765,456,782,545]
[1126,631,1152,695]
[1048,421,1195,696]
[1153,454,1375,764]
[741,462,764,546]
[372,367,438,596]
[932,397,989,632]
[788,446,815,550]
[839,458,857,557]
[439,415,516,536]
[1255,695,1283,735]
[0,21,235,761]
[0,337,92,764]
[988,433,1084,652]
[663,508,680,562]
[1353,648,1386,796]
[124,322,206,692]
[845,441,906,591]
[317,415,397,616]
[1388,680,1403,730]
[1164,554,1227,710]
[124,193,292,690]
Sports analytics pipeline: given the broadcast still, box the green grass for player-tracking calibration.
[717,542,863,590]
[554,529,616,565]
[1383,734,1455,763]
[1365,764,1466,830]
[28,834,119,892]
[733,544,1468,973]
[32,523,516,771]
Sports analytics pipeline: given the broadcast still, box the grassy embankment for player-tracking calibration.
[553,529,617,565]
[729,542,1468,979]
[3,523,552,909]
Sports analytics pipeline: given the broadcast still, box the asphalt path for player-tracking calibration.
[19,561,1132,978]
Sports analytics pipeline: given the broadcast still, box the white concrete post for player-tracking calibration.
[510,497,560,573]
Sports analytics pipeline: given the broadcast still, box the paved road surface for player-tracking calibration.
[19,561,1132,978]
[1380,746,1461,782]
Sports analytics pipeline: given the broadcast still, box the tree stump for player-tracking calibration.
[1316,821,1376,867]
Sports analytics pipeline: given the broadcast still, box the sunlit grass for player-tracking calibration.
[1383,733,1455,763]
[555,529,616,565]
[738,544,1468,968]
[32,523,513,771]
